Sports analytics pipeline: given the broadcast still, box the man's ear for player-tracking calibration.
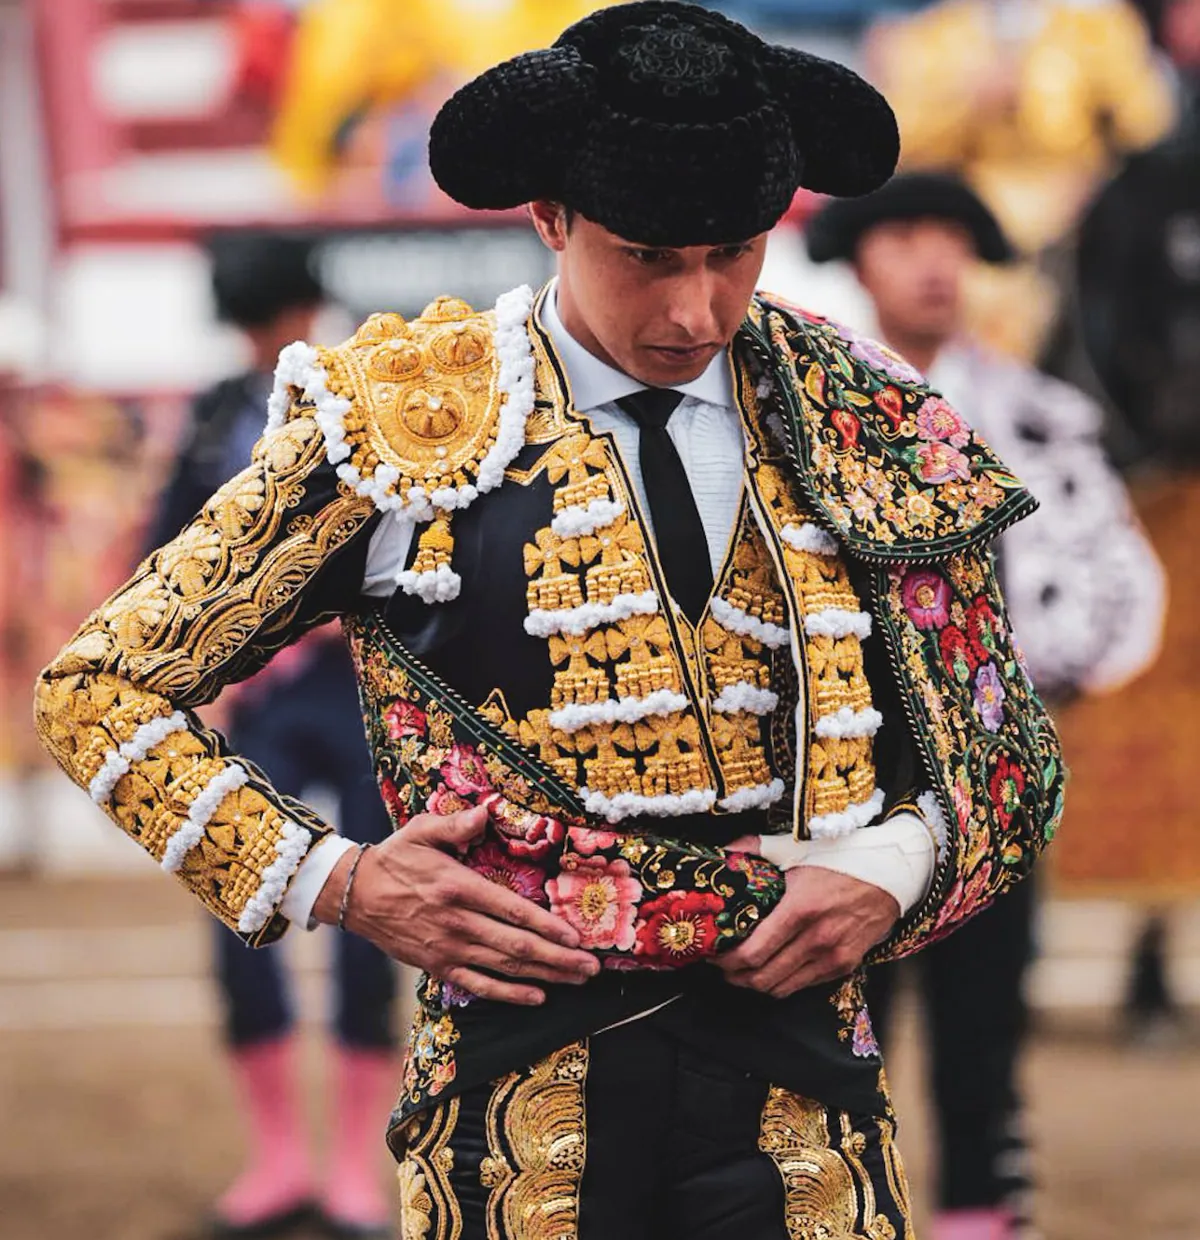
[528,201,569,252]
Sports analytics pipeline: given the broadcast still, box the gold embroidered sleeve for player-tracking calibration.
[33,407,379,943]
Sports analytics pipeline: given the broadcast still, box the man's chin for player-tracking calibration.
[633,346,720,387]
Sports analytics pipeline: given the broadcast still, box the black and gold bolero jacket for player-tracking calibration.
[34,285,1063,1114]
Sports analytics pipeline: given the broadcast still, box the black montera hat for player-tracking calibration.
[806,172,1014,265]
[207,231,324,328]
[429,1,899,247]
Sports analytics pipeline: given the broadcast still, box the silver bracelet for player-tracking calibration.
[337,843,371,932]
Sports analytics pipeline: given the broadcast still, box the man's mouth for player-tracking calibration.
[647,343,719,363]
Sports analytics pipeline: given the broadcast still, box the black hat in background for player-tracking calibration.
[207,231,324,328]
[805,172,1014,265]
[429,1,899,248]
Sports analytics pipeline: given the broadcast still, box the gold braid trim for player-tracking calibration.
[34,411,376,940]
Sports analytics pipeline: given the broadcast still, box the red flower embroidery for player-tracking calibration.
[966,596,1000,663]
[379,775,410,826]
[385,700,427,740]
[465,840,548,906]
[938,625,978,684]
[875,386,905,430]
[480,792,566,859]
[633,889,725,966]
[440,743,493,796]
[988,756,1027,830]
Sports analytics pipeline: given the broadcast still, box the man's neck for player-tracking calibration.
[875,323,947,378]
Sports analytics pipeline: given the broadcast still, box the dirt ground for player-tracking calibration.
[2,876,1199,1240]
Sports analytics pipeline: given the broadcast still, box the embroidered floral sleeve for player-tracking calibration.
[33,405,379,943]
[867,548,1066,962]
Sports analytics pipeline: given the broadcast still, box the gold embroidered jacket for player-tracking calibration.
[33,285,1064,968]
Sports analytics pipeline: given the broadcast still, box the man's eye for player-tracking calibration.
[629,249,668,265]
[714,245,752,261]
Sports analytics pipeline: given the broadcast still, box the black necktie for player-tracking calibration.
[616,389,714,625]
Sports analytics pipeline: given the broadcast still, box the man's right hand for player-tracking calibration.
[313,805,599,1005]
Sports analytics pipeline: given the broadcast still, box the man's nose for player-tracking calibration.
[663,273,720,341]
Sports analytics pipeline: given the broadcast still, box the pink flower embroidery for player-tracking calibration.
[567,826,620,855]
[440,744,493,796]
[916,440,971,484]
[952,772,972,836]
[481,792,566,860]
[901,568,951,630]
[465,840,548,906]
[426,785,470,817]
[915,396,970,448]
[931,861,994,935]
[546,856,642,951]
[385,700,427,740]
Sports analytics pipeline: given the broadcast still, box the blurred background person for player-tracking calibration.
[806,172,1166,1240]
[1078,0,1200,466]
[144,231,398,1240]
[866,0,1175,363]
[1074,0,1200,1038]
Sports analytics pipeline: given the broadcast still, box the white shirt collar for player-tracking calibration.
[539,279,735,412]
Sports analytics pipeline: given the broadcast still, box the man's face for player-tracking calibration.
[530,204,768,387]
[1165,0,1200,69]
[853,218,974,344]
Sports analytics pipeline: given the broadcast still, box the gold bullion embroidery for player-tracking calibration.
[758,1087,869,1240]
[34,410,375,935]
[320,298,503,502]
[878,1117,917,1240]
[839,1113,898,1240]
[483,1041,588,1240]
[702,510,788,802]
[396,1098,463,1240]
[747,455,881,836]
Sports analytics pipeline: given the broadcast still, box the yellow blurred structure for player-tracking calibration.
[869,0,1174,256]
[271,0,616,195]
[867,0,1175,361]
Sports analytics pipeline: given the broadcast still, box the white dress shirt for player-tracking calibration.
[282,285,935,926]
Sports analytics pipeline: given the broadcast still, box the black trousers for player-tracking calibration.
[867,878,1037,1214]
[396,1016,914,1239]
[215,651,398,1050]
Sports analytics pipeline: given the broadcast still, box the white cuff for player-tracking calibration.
[279,835,358,929]
[755,812,936,916]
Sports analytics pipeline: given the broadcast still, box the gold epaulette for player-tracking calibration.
[266,285,536,602]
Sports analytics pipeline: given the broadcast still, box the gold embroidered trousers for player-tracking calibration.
[394,1015,915,1240]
